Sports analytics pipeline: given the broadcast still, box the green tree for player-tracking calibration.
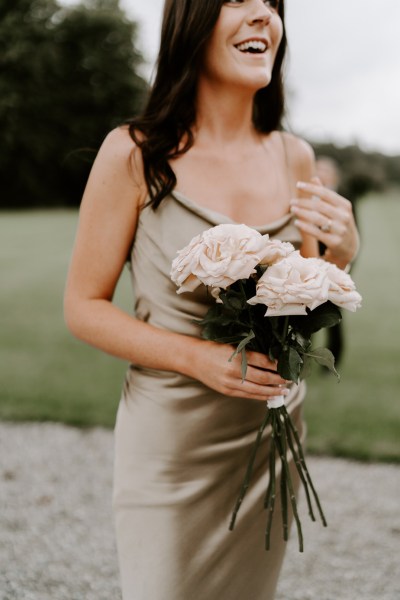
[0,0,147,208]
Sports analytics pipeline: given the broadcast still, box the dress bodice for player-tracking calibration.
[129,190,303,337]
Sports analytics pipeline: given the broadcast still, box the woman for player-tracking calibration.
[64,1,359,598]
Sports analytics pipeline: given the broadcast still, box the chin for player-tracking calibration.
[239,72,272,92]
[232,61,273,90]
[254,74,272,90]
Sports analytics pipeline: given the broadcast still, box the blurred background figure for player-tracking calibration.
[316,156,340,193]
[316,156,345,368]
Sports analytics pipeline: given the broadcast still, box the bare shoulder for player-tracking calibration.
[100,125,138,157]
[94,126,146,196]
[78,125,147,233]
[280,131,316,180]
[69,126,146,285]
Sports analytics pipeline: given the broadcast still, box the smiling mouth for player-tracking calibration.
[235,39,269,54]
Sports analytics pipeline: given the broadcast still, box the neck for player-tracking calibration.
[194,79,258,149]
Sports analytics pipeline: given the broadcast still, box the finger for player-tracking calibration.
[291,206,348,238]
[244,365,288,386]
[291,195,338,218]
[290,203,336,227]
[311,176,322,185]
[228,381,290,401]
[241,391,288,402]
[246,351,278,371]
[291,197,351,230]
[296,181,351,209]
[293,217,341,245]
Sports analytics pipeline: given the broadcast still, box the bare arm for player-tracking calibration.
[282,134,320,258]
[64,128,288,401]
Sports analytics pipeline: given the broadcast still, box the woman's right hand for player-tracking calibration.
[188,340,290,402]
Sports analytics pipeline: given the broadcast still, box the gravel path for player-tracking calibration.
[1,422,399,600]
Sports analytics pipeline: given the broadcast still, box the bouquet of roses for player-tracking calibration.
[171,223,362,552]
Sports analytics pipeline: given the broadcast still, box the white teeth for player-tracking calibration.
[236,40,268,53]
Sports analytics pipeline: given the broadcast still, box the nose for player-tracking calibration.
[248,0,273,26]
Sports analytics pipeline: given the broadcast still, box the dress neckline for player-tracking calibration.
[170,189,293,234]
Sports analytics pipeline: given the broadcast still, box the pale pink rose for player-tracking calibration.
[326,263,362,312]
[170,232,204,294]
[259,239,295,266]
[171,224,270,294]
[248,251,330,316]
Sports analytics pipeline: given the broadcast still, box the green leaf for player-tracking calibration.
[240,348,248,382]
[229,330,256,360]
[305,347,340,381]
[219,286,249,312]
[277,347,303,382]
[293,331,312,352]
[292,302,342,337]
[299,354,313,379]
[226,295,245,311]
[229,330,256,381]
[237,330,256,351]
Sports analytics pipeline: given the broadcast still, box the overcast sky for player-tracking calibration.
[63,0,400,154]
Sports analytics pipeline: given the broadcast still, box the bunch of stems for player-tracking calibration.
[229,405,327,552]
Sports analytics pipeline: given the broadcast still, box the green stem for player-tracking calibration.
[273,408,304,552]
[275,412,289,542]
[264,443,273,510]
[265,434,276,551]
[284,414,316,522]
[240,278,257,341]
[282,315,290,341]
[229,409,271,531]
[277,315,291,345]
[284,408,328,527]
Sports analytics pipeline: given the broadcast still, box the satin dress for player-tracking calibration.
[113,190,306,600]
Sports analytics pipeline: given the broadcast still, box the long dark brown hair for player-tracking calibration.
[129,0,287,209]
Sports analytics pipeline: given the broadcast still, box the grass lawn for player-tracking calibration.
[1,193,400,462]
[304,189,400,462]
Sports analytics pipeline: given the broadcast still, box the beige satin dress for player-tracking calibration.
[113,190,306,600]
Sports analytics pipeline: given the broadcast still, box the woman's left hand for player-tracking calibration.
[290,177,360,269]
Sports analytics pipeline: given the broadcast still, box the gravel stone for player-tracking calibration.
[0,422,399,600]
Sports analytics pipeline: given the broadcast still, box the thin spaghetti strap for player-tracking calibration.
[279,131,296,197]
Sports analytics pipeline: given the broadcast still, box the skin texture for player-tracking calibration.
[64,0,359,402]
